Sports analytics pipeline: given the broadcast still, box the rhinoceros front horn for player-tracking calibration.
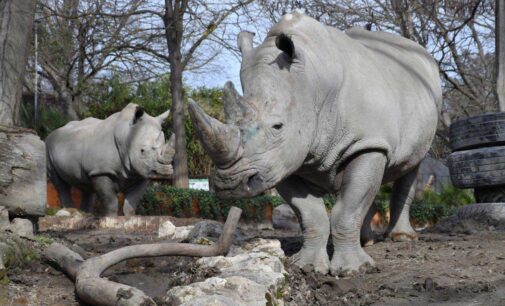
[188,99,242,167]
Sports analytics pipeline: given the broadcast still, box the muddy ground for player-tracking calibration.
[2,219,505,306]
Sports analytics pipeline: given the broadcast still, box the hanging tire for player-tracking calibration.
[474,186,505,203]
[450,112,505,152]
[448,146,505,188]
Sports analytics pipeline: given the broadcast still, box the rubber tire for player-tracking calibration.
[450,112,505,151]
[448,146,505,188]
[456,203,505,222]
[474,186,505,203]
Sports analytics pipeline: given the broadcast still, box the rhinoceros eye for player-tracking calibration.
[141,149,145,154]
[272,123,283,130]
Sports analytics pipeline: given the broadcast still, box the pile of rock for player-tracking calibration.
[160,238,287,305]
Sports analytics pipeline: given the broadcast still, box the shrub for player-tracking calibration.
[410,185,474,225]
[138,184,284,221]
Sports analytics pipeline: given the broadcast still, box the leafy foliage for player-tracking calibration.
[20,103,68,139]
[410,185,474,225]
[138,184,283,221]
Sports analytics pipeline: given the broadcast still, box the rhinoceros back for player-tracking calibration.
[46,116,120,189]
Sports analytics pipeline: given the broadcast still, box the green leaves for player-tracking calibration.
[138,184,283,221]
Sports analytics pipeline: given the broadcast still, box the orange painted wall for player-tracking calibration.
[47,181,82,209]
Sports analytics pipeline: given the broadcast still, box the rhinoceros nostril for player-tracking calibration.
[246,173,263,191]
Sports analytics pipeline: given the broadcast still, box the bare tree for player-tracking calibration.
[119,0,255,188]
[36,0,150,120]
[0,0,37,126]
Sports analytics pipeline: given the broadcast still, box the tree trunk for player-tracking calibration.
[62,90,79,120]
[165,0,190,189]
[0,0,36,126]
[497,0,505,112]
[170,61,189,188]
[0,126,46,216]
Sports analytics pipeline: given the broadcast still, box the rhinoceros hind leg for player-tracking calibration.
[91,176,119,216]
[50,172,74,208]
[384,166,418,242]
[330,152,386,276]
[276,176,330,274]
[80,192,95,213]
[360,203,377,246]
[123,180,149,216]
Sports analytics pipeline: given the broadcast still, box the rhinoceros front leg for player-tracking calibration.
[330,152,386,276]
[123,180,148,216]
[276,176,330,274]
[384,166,419,241]
[91,176,119,216]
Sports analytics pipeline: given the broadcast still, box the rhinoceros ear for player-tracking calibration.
[167,133,175,148]
[275,33,295,60]
[156,109,170,125]
[132,106,144,125]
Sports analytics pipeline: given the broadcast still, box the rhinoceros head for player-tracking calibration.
[115,103,174,177]
[189,25,316,198]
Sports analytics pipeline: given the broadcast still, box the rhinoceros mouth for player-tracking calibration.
[214,168,272,199]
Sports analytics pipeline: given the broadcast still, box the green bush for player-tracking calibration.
[138,184,284,221]
[410,185,474,225]
[20,103,69,139]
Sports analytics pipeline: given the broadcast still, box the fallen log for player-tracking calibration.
[44,207,242,306]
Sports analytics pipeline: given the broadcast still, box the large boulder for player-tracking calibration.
[0,126,46,216]
[162,239,286,305]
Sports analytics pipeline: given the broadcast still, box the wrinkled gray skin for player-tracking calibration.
[46,103,175,216]
[189,13,441,276]
[190,13,442,275]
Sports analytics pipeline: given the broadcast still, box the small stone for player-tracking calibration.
[424,277,436,291]
[272,204,300,231]
[158,220,176,238]
[55,209,72,217]
[186,220,224,243]
[9,218,34,238]
[173,225,193,240]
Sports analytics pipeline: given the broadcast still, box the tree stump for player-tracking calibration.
[0,125,46,216]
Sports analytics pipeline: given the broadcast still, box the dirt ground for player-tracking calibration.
[2,219,505,306]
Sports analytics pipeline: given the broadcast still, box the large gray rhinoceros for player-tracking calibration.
[189,13,441,275]
[46,103,175,216]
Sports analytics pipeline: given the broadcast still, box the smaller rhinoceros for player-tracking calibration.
[46,103,175,216]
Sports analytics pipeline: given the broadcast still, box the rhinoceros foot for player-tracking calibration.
[388,231,418,242]
[290,247,330,275]
[330,246,375,277]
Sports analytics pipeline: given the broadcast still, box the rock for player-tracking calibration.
[186,220,224,243]
[173,225,194,240]
[197,251,286,288]
[158,220,176,238]
[228,238,285,258]
[0,206,9,228]
[55,209,72,217]
[9,218,33,238]
[161,238,286,306]
[163,276,270,306]
[0,127,46,216]
[272,204,300,231]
